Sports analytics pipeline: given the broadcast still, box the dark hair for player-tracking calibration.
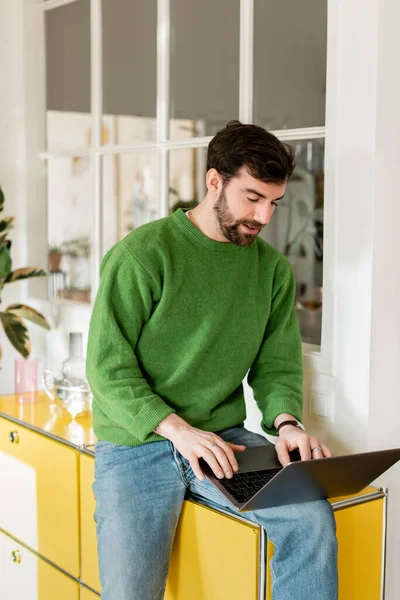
[206,120,296,185]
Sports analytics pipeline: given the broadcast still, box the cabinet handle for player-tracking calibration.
[11,550,21,563]
[9,431,19,444]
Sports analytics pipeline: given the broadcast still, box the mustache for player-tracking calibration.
[234,220,263,230]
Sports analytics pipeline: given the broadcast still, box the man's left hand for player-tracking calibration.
[275,425,333,467]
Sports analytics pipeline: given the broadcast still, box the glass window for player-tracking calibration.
[45,0,91,153]
[41,0,328,337]
[254,0,327,130]
[47,157,93,304]
[102,150,159,252]
[102,0,157,144]
[260,138,325,345]
[169,0,240,139]
[168,147,207,214]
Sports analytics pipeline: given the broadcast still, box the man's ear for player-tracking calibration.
[206,168,223,197]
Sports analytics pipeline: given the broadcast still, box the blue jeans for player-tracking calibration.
[93,425,338,600]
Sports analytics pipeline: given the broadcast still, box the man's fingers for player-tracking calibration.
[218,442,245,472]
[317,442,333,458]
[310,447,324,459]
[208,445,235,478]
[298,437,312,461]
[226,442,247,450]
[202,448,227,479]
[189,455,205,481]
[308,440,333,460]
[275,442,291,467]
[189,436,247,481]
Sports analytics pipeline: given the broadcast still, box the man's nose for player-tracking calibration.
[255,203,273,225]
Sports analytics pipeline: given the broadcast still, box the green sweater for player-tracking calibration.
[86,208,303,446]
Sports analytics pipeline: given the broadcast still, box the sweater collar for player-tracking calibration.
[173,208,247,253]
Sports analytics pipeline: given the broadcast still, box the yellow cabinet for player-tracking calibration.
[335,498,384,599]
[165,501,259,600]
[265,493,385,600]
[0,416,80,577]
[0,395,387,600]
[0,528,79,600]
[80,453,101,593]
[80,586,100,600]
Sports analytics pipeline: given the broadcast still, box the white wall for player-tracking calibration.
[0,0,70,390]
[368,0,400,593]
[311,1,400,595]
[0,0,28,392]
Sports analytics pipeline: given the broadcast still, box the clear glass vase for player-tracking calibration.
[42,333,92,418]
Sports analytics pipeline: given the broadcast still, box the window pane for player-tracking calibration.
[168,147,207,214]
[260,138,325,345]
[47,157,93,304]
[102,150,159,253]
[254,1,327,130]
[102,0,157,144]
[45,0,91,153]
[169,0,240,139]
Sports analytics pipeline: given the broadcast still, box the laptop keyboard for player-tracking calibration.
[221,468,281,504]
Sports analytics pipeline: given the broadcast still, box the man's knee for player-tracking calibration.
[294,499,337,534]
[298,500,338,558]
[254,498,337,550]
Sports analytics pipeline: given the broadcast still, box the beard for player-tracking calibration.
[213,188,263,247]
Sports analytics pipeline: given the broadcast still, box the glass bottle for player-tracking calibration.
[58,332,92,417]
[62,332,87,385]
[42,332,92,417]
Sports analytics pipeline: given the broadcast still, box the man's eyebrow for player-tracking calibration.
[244,187,285,201]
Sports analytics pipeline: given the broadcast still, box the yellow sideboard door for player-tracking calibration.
[0,528,79,600]
[265,496,384,600]
[336,498,384,599]
[80,453,101,593]
[165,501,260,600]
[80,586,100,600]
[0,416,80,577]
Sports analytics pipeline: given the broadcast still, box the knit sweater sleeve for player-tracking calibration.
[86,243,175,442]
[247,256,304,437]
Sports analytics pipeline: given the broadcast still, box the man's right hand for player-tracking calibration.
[154,413,246,482]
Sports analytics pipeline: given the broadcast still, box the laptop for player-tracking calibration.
[199,446,400,512]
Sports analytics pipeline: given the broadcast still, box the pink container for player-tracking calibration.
[14,358,40,403]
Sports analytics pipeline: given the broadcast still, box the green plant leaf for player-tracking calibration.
[0,186,4,213]
[0,244,12,283]
[0,217,14,234]
[4,267,47,284]
[0,312,31,358]
[6,304,51,330]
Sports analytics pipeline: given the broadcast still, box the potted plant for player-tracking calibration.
[48,243,63,272]
[60,236,91,259]
[61,236,91,296]
[0,185,51,361]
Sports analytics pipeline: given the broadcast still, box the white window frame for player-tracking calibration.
[35,0,336,377]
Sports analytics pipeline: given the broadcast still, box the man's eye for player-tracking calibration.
[247,197,259,203]
[272,201,279,207]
